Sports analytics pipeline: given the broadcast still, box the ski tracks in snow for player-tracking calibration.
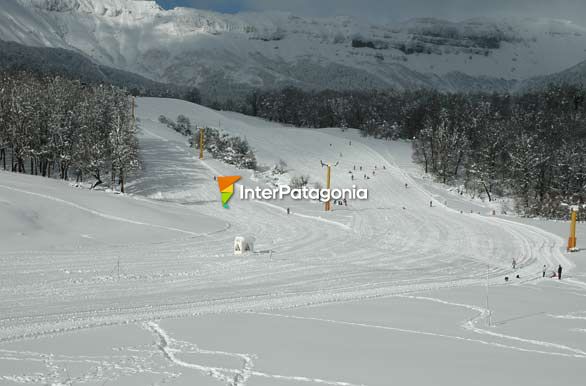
[144,321,364,386]
[399,295,586,358]
[0,184,212,237]
[251,292,586,362]
[0,346,181,385]
[1,99,580,384]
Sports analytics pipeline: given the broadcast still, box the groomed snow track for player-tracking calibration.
[0,98,571,350]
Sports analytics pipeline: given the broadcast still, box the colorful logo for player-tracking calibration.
[217,176,241,208]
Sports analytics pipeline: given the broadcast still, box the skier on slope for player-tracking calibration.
[512,258,517,270]
[542,265,547,278]
[558,264,563,280]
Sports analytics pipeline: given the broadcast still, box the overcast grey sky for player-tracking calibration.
[156,0,586,24]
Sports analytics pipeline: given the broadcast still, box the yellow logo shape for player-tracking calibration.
[217,176,241,208]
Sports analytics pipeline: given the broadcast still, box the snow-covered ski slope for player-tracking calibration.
[0,97,570,341]
[2,97,585,386]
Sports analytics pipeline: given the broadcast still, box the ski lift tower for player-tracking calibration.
[320,160,339,212]
[562,203,584,252]
[199,128,205,160]
[568,205,580,252]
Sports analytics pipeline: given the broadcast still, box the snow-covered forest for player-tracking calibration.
[250,86,586,218]
[0,71,139,191]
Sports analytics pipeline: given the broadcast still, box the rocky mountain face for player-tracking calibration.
[3,0,586,101]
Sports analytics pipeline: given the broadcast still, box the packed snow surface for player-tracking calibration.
[0,97,585,385]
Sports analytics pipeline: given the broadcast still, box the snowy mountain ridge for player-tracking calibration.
[19,0,163,15]
[3,0,586,100]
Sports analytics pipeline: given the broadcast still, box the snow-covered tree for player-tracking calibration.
[0,71,139,189]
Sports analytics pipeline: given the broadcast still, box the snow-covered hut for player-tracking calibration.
[234,236,254,255]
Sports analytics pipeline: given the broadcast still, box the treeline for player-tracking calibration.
[247,88,428,139]
[0,72,138,192]
[412,88,586,218]
[242,86,586,218]
[159,115,257,170]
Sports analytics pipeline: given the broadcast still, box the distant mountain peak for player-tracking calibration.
[19,0,163,15]
[4,0,586,101]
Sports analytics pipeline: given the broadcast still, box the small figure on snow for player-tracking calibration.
[558,264,563,280]
[429,200,433,208]
[512,258,517,270]
[542,265,547,278]
[343,198,347,207]
[405,183,408,188]
[287,208,290,215]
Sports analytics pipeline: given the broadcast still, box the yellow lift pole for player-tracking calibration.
[325,164,332,212]
[568,209,577,251]
[199,128,205,160]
